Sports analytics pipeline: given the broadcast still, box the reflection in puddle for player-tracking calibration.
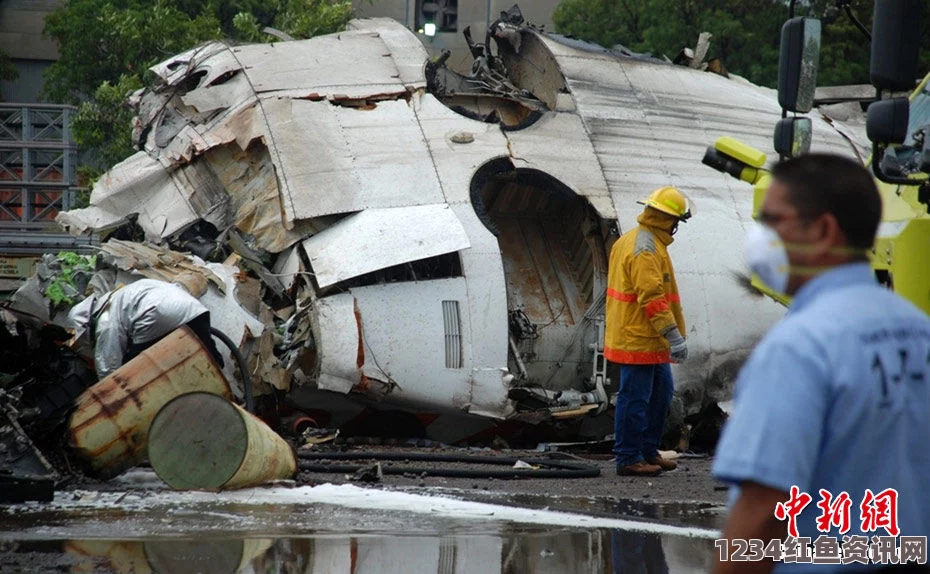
[610,530,675,573]
[0,480,720,573]
[3,529,716,573]
[64,538,275,573]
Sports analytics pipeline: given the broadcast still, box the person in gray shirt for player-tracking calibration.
[68,274,223,378]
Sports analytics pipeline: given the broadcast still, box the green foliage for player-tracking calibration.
[0,49,18,82]
[178,0,280,33]
[554,0,785,87]
[232,11,267,42]
[552,0,649,49]
[230,0,355,41]
[71,74,143,171]
[44,0,353,173]
[43,1,223,104]
[272,0,354,39]
[45,253,97,307]
[554,0,930,89]
[804,0,930,86]
[800,0,871,86]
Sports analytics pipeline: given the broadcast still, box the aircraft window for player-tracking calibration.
[338,252,463,290]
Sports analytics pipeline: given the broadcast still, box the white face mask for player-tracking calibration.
[745,224,790,293]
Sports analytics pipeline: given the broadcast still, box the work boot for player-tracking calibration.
[646,455,677,471]
[616,461,662,477]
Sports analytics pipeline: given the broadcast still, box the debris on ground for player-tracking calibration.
[299,427,339,448]
[348,462,384,483]
[0,305,94,498]
[0,389,57,502]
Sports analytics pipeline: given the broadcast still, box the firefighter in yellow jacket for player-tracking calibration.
[606,186,691,477]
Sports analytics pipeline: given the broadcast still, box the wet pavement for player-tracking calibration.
[0,466,723,573]
[295,448,730,529]
[2,529,717,573]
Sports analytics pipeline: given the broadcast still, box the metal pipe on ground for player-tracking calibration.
[148,392,297,490]
[297,451,601,479]
[68,326,232,479]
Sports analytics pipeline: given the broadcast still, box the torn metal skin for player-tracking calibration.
[51,6,864,444]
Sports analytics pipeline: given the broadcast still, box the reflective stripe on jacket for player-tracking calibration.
[604,209,685,364]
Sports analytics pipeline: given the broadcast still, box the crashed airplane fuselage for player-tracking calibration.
[56,14,860,441]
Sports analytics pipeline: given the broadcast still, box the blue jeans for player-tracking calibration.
[610,529,669,574]
[612,362,674,467]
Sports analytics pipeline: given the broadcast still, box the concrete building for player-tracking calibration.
[353,1,562,72]
[0,0,63,103]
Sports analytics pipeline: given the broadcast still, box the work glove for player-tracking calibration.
[663,327,688,362]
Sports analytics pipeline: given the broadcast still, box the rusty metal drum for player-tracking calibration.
[68,326,231,478]
[147,391,296,490]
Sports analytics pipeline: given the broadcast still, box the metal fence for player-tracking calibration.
[0,103,82,230]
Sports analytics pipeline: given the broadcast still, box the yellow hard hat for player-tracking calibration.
[637,186,692,221]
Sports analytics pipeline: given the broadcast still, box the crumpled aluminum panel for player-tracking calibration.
[349,278,473,410]
[302,204,470,288]
[543,35,858,206]
[230,31,408,95]
[347,18,429,88]
[503,111,614,219]
[264,97,445,222]
[313,294,362,394]
[56,152,199,240]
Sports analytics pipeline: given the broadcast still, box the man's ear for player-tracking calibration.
[810,213,842,256]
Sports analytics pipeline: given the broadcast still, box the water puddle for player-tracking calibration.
[0,475,719,572]
[0,528,717,573]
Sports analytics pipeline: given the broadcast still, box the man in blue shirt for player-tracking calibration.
[712,154,930,573]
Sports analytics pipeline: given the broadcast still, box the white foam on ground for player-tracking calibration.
[6,479,720,539]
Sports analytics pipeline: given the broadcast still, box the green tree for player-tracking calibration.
[44,1,223,104]
[642,0,785,86]
[804,0,930,86]
[232,0,353,42]
[70,75,143,170]
[0,49,18,82]
[554,0,930,89]
[554,0,786,87]
[44,0,353,178]
[552,0,650,49]
[802,0,873,86]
